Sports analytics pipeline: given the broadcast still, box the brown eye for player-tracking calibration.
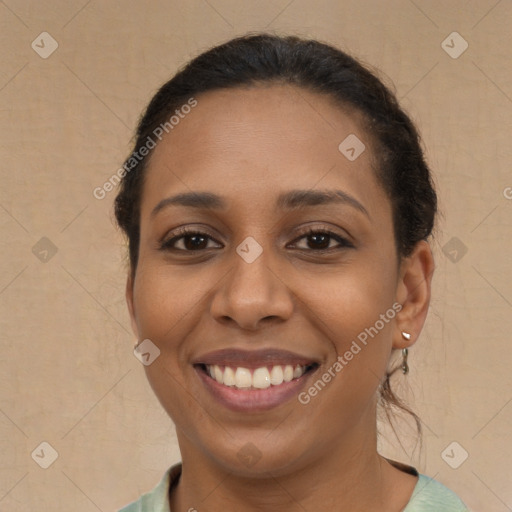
[306,232,331,249]
[181,234,209,250]
[290,229,353,251]
[160,229,222,252]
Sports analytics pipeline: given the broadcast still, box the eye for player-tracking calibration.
[159,226,353,254]
[159,227,223,252]
[288,228,353,251]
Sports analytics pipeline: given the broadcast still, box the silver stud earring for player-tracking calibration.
[402,331,411,341]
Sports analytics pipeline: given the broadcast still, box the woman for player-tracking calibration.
[115,33,469,511]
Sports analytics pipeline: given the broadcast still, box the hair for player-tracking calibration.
[114,32,437,446]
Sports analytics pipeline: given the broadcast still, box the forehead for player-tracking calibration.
[140,84,388,218]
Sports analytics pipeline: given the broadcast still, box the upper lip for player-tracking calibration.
[192,348,320,369]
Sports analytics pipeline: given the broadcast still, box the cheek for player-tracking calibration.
[303,254,397,407]
[131,262,222,390]
[305,256,397,341]
[132,263,211,341]
[296,279,397,442]
[132,266,212,425]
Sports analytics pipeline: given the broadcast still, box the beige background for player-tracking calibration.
[1,1,511,510]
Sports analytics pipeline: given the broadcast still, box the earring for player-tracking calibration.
[401,332,411,375]
[401,348,409,375]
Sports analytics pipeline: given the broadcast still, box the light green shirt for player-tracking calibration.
[118,462,470,511]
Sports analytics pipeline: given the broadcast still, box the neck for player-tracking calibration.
[170,413,411,511]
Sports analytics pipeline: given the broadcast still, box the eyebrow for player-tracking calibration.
[151,189,369,218]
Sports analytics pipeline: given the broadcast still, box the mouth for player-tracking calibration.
[196,362,318,390]
[192,348,321,412]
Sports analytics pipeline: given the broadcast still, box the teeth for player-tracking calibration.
[205,364,309,389]
[223,366,236,386]
[235,367,252,389]
[253,367,271,389]
[214,365,223,384]
[270,365,284,385]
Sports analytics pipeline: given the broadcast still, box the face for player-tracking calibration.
[127,84,421,477]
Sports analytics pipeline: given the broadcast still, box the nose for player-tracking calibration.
[210,248,294,331]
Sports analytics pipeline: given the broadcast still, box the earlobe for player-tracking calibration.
[393,240,435,349]
[126,273,140,340]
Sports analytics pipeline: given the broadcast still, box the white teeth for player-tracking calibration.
[223,366,236,386]
[270,365,284,385]
[205,363,309,389]
[235,367,252,389]
[253,367,271,389]
[214,365,223,384]
[283,365,294,382]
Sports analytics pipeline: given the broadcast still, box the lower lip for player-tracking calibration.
[195,366,317,413]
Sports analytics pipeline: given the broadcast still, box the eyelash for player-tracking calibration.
[159,226,354,253]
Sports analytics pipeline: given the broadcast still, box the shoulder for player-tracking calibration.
[117,465,469,512]
[404,474,470,512]
[117,464,182,512]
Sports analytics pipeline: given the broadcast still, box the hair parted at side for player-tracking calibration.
[114,32,437,446]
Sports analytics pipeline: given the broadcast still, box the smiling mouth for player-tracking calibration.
[196,363,319,390]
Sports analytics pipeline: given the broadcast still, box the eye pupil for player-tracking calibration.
[185,235,207,250]
[308,233,330,249]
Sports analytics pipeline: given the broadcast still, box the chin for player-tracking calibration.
[196,429,315,479]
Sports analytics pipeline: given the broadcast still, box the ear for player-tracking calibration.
[126,272,140,340]
[393,240,435,349]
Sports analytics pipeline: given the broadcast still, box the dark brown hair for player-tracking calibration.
[115,33,437,445]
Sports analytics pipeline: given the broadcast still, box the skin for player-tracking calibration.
[126,84,435,512]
